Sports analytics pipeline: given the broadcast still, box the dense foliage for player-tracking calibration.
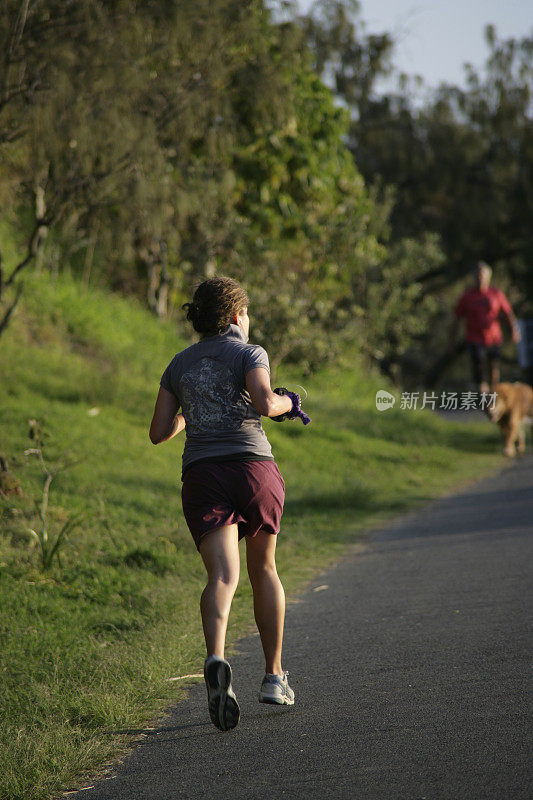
[1,0,531,383]
[299,1,532,382]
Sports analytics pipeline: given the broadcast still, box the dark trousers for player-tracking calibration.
[467,342,500,385]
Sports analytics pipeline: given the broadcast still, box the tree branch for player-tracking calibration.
[0,120,28,144]
[2,0,30,105]
[0,283,23,339]
[5,211,50,289]
[5,249,35,288]
[0,77,42,113]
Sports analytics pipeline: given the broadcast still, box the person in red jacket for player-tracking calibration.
[449,262,521,394]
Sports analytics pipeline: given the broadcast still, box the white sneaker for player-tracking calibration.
[203,656,240,731]
[258,671,295,705]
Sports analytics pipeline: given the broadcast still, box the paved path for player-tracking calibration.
[71,455,532,800]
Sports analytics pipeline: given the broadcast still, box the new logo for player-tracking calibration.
[376,390,396,411]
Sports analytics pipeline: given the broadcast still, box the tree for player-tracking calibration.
[0,1,94,333]
[0,1,159,333]
[349,26,533,307]
[224,59,383,369]
[297,1,533,383]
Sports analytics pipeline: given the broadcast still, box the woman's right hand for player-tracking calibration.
[272,388,311,425]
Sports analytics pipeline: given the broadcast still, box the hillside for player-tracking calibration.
[0,274,504,800]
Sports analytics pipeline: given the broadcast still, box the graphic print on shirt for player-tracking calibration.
[179,357,247,432]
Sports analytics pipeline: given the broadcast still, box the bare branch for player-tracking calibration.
[0,282,23,339]
[0,121,28,144]
[2,0,30,105]
[0,77,42,113]
[5,250,34,288]
[10,0,30,58]
[24,447,47,474]
[5,212,49,288]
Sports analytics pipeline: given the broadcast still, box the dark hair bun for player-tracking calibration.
[183,277,249,336]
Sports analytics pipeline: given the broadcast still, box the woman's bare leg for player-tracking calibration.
[246,531,285,675]
[199,524,240,658]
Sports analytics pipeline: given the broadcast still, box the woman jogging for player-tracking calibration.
[149,276,310,732]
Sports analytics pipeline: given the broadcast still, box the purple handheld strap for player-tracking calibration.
[285,390,311,426]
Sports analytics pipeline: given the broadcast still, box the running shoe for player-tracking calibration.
[258,671,295,705]
[203,655,240,731]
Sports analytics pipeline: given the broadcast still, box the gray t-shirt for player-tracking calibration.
[160,324,274,472]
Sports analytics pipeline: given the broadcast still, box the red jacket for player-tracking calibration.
[454,286,513,346]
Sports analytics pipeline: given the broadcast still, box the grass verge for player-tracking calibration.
[0,272,506,799]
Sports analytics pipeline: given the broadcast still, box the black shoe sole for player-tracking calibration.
[204,658,240,732]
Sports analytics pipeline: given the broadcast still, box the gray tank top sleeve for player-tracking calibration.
[160,355,180,400]
[241,344,270,377]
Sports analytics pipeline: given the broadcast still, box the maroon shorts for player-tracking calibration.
[181,460,285,551]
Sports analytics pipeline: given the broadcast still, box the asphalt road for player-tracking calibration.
[69,453,532,800]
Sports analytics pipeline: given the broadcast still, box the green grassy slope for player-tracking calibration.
[0,273,505,799]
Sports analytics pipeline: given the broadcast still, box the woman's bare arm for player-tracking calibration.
[149,386,186,444]
[245,368,292,417]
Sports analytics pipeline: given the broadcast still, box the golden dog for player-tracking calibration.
[486,382,533,457]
